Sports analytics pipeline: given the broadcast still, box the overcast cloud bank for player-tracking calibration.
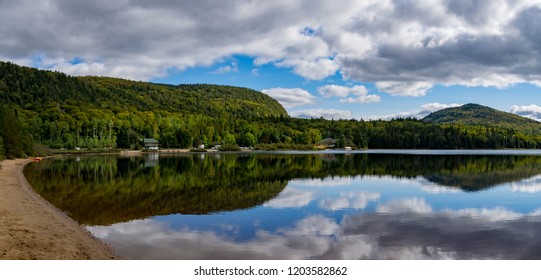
[3,0,541,97]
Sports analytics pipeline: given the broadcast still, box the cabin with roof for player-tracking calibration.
[144,138,159,150]
[317,138,336,148]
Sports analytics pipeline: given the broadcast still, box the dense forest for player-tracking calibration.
[423,103,541,134]
[2,61,541,158]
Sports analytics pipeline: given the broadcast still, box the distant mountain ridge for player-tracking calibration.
[422,103,541,134]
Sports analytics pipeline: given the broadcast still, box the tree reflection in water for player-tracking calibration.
[24,152,541,259]
[25,153,541,225]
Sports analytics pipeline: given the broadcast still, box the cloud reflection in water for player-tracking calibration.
[263,187,316,209]
[319,192,380,211]
[509,175,541,193]
[89,198,541,260]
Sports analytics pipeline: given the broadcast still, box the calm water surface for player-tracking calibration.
[24,151,541,259]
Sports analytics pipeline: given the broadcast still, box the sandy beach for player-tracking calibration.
[0,159,117,260]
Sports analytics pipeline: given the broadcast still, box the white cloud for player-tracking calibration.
[374,81,434,97]
[264,188,316,209]
[510,104,541,121]
[509,175,541,193]
[376,197,433,214]
[318,85,352,98]
[375,197,526,222]
[419,185,460,194]
[212,60,239,74]
[278,215,340,236]
[319,191,381,211]
[317,85,380,104]
[446,207,522,222]
[511,184,541,193]
[340,95,381,104]
[290,109,352,120]
[372,102,462,120]
[261,87,316,108]
[4,1,541,94]
[417,178,460,194]
[276,58,339,80]
[420,102,463,112]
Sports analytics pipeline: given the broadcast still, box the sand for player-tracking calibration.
[0,159,118,260]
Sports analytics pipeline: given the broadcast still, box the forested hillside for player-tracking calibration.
[423,103,541,134]
[1,61,541,158]
[0,62,287,118]
[0,61,289,156]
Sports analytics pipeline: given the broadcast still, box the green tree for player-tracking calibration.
[0,137,5,160]
[302,128,322,145]
[176,128,193,148]
[223,132,236,145]
[242,132,257,147]
[0,106,33,158]
[335,134,346,148]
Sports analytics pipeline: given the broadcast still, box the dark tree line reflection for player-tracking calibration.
[25,153,541,225]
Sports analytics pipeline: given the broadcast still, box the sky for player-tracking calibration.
[2,0,541,121]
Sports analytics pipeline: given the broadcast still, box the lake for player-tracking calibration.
[24,151,541,259]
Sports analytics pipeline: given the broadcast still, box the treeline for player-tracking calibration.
[284,117,541,149]
[2,60,541,158]
[0,105,34,159]
[4,104,541,156]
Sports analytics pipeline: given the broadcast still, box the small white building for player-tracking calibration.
[144,138,159,150]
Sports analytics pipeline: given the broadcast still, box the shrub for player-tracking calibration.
[218,144,241,151]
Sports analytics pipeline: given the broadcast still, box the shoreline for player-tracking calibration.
[0,159,118,260]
